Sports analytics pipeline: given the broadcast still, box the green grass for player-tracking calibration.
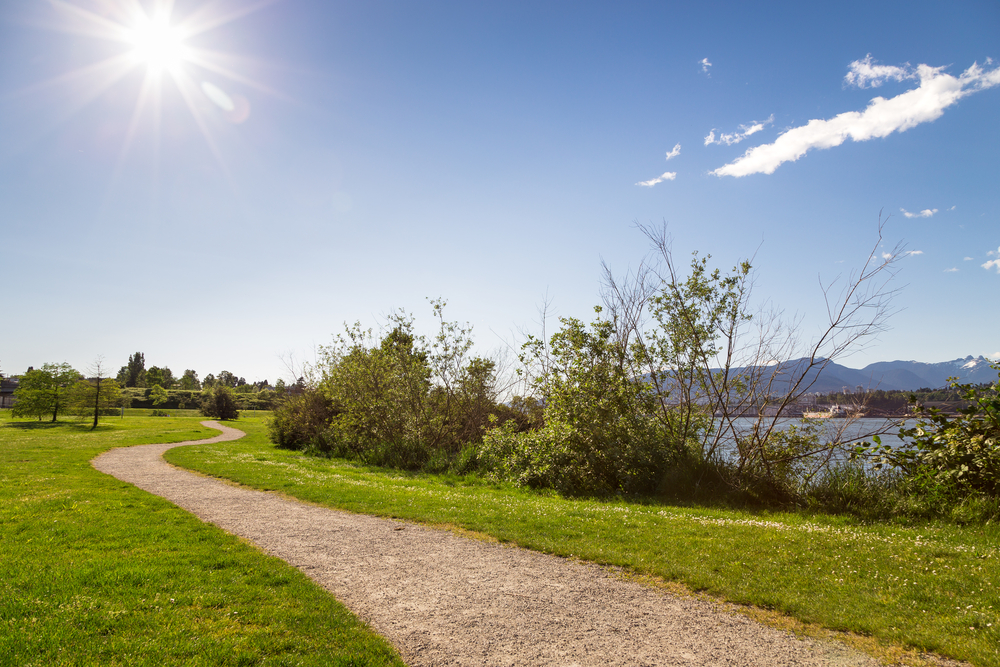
[0,411,404,667]
[165,415,1000,667]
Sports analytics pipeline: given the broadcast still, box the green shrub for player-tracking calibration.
[199,385,240,420]
[267,390,339,450]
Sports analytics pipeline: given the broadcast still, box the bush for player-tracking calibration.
[200,385,240,420]
[267,390,338,450]
[860,365,1000,495]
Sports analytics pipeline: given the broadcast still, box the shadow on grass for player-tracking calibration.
[4,419,117,432]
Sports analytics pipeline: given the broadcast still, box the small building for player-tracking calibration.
[0,377,17,409]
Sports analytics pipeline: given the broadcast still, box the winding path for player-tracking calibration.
[92,421,882,666]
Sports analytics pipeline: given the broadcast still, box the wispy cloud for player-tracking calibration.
[991,352,1000,360]
[949,205,957,211]
[636,144,681,187]
[700,58,712,75]
[636,172,677,187]
[712,59,1000,178]
[901,207,938,218]
[944,267,959,273]
[906,250,924,256]
[964,257,974,261]
[983,246,1000,273]
[704,115,774,146]
[843,54,915,88]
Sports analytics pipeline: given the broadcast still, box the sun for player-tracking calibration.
[126,14,189,74]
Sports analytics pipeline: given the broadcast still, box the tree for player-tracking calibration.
[146,366,175,389]
[117,352,146,388]
[217,371,238,388]
[200,385,240,420]
[492,216,905,498]
[148,385,169,407]
[598,217,904,495]
[72,358,123,430]
[11,363,80,421]
[179,369,201,390]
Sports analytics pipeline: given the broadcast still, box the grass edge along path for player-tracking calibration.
[164,415,1000,667]
[0,412,405,667]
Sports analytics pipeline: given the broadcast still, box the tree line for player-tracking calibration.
[4,352,298,425]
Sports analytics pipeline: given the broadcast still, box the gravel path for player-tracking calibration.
[92,421,883,667]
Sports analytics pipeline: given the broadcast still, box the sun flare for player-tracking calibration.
[126,15,188,73]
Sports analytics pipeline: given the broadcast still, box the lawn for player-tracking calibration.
[0,411,404,667]
[166,415,1000,667]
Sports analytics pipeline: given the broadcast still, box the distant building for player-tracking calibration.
[0,377,17,409]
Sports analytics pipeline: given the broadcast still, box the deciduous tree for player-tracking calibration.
[11,363,80,422]
[72,358,123,430]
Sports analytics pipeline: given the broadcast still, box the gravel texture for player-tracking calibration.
[92,421,884,667]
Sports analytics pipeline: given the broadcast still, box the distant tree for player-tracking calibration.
[117,352,146,388]
[149,385,168,406]
[200,385,240,420]
[146,366,175,389]
[179,369,201,390]
[217,370,238,388]
[202,373,217,389]
[72,358,123,430]
[12,363,80,421]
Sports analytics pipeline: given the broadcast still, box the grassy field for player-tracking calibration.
[165,415,1000,667]
[0,410,404,667]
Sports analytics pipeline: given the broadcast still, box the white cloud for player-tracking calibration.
[705,115,774,146]
[906,250,924,256]
[944,267,959,273]
[964,257,974,261]
[991,352,1000,360]
[881,252,894,260]
[901,208,938,218]
[949,205,957,211]
[665,143,681,160]
[712,59,1000,178]
[984,246,1000,273]
[701,58,712,75]
[844,54,915,88]
[636,171,677,187]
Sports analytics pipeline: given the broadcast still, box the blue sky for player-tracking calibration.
[1,0,998,384]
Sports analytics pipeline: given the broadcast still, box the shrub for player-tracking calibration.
[200,385,240,420]
[267,390,338,450]
[860,365,1000,495]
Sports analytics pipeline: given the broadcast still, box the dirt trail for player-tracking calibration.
[92,421,883,667]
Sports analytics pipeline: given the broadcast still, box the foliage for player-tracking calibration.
[11,362,80,422]
[268,389,339,449]
[70,376,124,429]
[859,365,1000,495]
[179,368,201,390]
[481,310,691,495]
[200,385,240,420]
[117,351,146,387]
[146,365,175,389]
[304,301,501,469]
[148,384,168,406]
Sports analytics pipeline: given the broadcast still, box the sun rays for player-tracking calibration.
[17,0,280,193]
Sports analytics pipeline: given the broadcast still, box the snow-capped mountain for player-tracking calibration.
[858,355,998,390]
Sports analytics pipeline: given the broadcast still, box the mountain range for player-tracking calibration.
[773,355,997,394]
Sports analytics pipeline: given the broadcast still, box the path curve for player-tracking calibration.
[92,421,880,667]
